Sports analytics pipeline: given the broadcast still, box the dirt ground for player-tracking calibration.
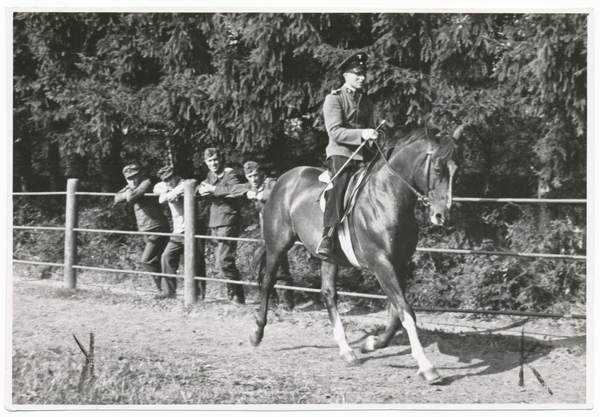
[9,276,589,408]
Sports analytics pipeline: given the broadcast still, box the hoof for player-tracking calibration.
[418,367,442,384]
[249,327,264,347]
[360,335,376,353]
[340,350,358,366]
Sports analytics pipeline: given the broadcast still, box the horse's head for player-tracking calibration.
[385,126,462,226]
[420,130,460,226]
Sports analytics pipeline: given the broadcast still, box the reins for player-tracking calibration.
[371,130,434,207]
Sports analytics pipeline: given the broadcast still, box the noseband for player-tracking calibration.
[372,136,434,207]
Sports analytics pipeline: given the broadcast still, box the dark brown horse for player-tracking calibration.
[249,127,461,383]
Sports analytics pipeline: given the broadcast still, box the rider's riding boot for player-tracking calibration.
[317,227,333,257]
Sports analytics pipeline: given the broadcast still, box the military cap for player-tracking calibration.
[122,164,141,179]
[157,165,175,181]
[337,52,369,74]
[243,161,262,175]
[204,147,222,160]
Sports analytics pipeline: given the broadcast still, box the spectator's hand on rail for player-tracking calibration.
[153,182,169,195]
[198,182,215,196]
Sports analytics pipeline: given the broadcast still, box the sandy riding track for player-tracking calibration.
[10,277,588,408]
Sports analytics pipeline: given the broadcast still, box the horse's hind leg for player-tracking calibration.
[321,261,357,365]
[249,248,282,346]
[361,303,402,353]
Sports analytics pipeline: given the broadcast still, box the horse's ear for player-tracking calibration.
[453,123,468,140]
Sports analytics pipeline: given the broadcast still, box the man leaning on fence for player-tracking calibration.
[154,165,206,300]
[196,148,246,305]
[237,161,295,309]
[114,164,169,296]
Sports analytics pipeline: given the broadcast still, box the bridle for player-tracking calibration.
[371,131,435,208]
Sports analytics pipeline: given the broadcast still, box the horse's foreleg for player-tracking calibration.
[361,303,402,353]
[399,305,440,384]
[249,250,280,347]
[321,261,357,365]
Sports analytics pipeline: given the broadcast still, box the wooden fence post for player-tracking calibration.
[184,179,198,306]
[64,178,79,289]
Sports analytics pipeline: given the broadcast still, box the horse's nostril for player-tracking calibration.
[435,213,444,224]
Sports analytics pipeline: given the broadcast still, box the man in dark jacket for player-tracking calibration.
[115,164,170,295]
[317,51,380,257]
[197,148,246,304]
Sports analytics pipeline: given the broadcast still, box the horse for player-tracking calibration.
[249,126,462,383]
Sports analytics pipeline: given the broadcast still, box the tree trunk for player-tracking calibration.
[13,136,32,192]
[64,153,87,180]
[47,140,61,192]
[537,177,551,233]
[168,134,196,179]
[99,129,124,193]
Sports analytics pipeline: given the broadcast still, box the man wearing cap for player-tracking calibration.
[197,148,246,304]
[317,51,379,257]
[239,161,276,225]
[115,164,170,295]
[235,161,295,309]
[154,165,206,299]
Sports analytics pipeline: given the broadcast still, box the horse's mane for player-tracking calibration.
[381,127,459,166]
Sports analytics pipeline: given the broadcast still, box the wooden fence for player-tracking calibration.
[12,178,587,319]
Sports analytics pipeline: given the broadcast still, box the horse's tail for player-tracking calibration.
[251,243,267,284]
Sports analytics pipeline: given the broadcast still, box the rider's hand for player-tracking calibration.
[361,129,379,140]
[247,190,257,200]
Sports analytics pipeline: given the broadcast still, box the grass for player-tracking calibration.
[12,346,333,405]
[10,282,332,406]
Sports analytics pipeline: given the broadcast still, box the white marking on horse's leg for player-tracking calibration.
[333,315,354,359]
[362,335,376,352]
[401,310,434,375]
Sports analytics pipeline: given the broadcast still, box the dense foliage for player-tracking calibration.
[12,12,587,313]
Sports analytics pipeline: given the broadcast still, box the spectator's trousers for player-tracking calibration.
[211,224,244,298]
[160,235,206,297]
[140,233,169,291]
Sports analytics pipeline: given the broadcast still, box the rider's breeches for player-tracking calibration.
[324,155,360,228]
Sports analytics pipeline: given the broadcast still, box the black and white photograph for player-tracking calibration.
[4,2,594,414]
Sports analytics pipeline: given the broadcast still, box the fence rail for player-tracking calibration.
[453,197,586,204]
[11,259,586,320]
[11,180,587,318]
[13,224,586,261]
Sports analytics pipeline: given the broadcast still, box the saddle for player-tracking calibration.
[318,166,369,267]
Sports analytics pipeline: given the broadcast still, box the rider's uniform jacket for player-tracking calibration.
[203,167,244,228]
[323,85,375,161]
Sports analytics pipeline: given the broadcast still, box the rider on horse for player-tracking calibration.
[317,51,380,257]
